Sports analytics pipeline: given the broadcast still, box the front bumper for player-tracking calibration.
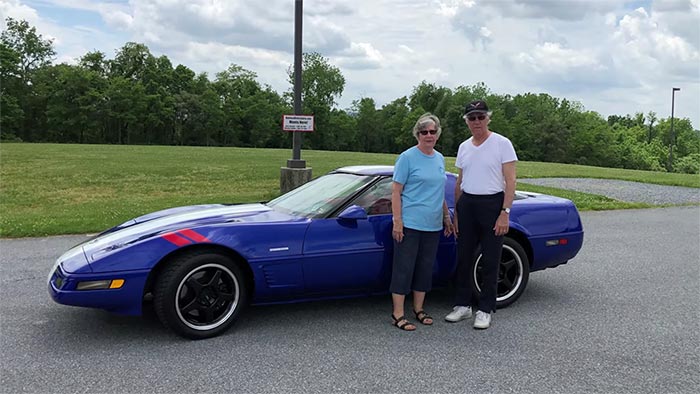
[48,264,151,316]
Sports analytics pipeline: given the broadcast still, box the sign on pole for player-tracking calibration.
[283,114,314,132]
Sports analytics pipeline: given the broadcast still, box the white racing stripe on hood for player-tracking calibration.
[83,203,271,258]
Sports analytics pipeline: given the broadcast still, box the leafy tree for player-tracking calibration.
[248,86,289,148]
[287,52,345,150]
[103,76,147,144]
[328,108,357,151]
[0,17,55,84]
[215,64,262,146]
[40,64,106,143]
[79,51,109,76]
[377,97,410,153]
[0,42,23,138]
[567,111,615,167]
[409,81,451,115]
[353,97,379,152]
[1,17,56,141]
[109,42,154,81]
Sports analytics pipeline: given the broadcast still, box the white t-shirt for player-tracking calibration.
[455,132,518,195]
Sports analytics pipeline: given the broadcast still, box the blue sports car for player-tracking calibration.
[48,166,583,339]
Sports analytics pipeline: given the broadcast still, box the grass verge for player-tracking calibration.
[1,143,697,237]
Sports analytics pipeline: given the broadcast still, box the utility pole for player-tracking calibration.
[668,87,680,171]
[290,0,304,169]
[279,0,312,193]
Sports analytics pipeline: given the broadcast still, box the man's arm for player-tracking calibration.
[494,161,516,236]
[502,161,516,210]
[454,168,463,205]
[453,169,463,238]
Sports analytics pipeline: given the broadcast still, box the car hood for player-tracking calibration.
[83,203,302,261]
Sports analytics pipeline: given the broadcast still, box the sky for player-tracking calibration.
[2,0,699,128]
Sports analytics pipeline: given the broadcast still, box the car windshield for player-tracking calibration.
[267,172,374,217]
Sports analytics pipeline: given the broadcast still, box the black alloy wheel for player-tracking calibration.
[154,250,248,339]
[474,237,530,308]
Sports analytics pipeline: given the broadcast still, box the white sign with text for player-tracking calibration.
[282,115,314,132]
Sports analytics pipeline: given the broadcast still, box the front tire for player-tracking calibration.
[474,237,530,308]
[154,250,248,339]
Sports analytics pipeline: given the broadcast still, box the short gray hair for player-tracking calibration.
[412,113,442,140]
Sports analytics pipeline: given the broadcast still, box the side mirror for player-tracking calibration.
[337,205,368,221]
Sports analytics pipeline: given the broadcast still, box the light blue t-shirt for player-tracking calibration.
[392,146,446,232]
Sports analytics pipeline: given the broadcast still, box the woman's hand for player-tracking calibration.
[392,219,404,242]
[443,215,454,237]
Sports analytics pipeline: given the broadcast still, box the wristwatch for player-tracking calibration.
[501,207,511,214]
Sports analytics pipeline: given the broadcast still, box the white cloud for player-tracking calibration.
[605,12,617,26]
[102,10,132,30]
[2,0,699,127]
[424,67,449,81]
[613,7,700,77]
[184,41,289,69]
[507,42,618,94]
[336,42,384,70]
[515,42,602,73]
[305,17,352,54]
[398,44,414,54]
[1,0,40,26]
[651,0,700,50]
[653,0,697,12]
[435,0,475,17]
[486,0,627,21]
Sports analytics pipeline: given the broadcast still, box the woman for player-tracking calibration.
[390,113,454,331]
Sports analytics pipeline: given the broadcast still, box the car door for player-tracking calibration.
[301,178,394,296]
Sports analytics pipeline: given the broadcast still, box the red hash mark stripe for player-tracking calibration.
[162,233,192,246]
[178,229,211,243]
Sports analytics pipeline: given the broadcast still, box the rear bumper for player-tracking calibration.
[48,264,150,316]
[530,230,584,271]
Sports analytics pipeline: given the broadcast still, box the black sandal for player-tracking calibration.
[414,310,433,325]
[391,314,416,331]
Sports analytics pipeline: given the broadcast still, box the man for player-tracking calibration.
[445,100,517,329]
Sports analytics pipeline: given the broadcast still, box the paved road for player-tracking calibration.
[1,207,699,394]
[519,178,700,205]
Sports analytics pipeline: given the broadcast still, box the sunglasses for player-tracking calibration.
[419,129,438,135]
[466,115,487,122]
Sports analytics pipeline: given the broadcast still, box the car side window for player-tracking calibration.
[352,178,393,215]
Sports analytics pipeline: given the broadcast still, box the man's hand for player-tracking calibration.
[452,215,459,239]
[493,211,509,236]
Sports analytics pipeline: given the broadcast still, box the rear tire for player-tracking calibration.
[154,250,248,339]
[474,237,530,308]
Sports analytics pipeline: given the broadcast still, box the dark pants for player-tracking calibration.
[390,228,441,295]
[453,192,504,313]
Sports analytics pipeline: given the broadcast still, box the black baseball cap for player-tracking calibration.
[464,100,489,115]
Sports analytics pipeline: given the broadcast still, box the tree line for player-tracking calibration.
[1,17,698,173]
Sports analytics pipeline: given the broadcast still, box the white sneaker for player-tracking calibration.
[473,310,491,329]
[445,306,472,322]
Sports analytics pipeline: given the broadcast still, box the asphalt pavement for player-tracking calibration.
[518,178,700,205]
[1,206,699,394]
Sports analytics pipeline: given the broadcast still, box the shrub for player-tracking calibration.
[673,153,700,174]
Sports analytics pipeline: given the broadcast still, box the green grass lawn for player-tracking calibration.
[1,143,697,237]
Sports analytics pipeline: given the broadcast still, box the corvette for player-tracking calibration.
[48,166,583,339]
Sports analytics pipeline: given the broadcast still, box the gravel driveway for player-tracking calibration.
[518,178,699,205]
